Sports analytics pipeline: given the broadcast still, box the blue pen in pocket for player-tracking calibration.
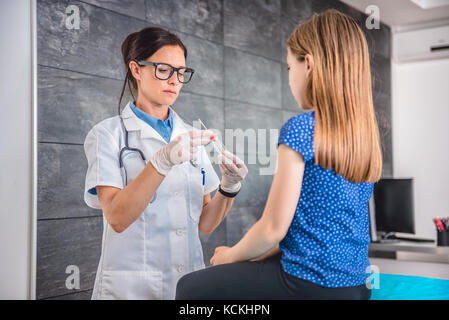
[201,168,205,186]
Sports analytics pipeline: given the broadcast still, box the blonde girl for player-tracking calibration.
[176,9,382,300]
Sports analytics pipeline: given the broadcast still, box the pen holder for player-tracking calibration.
[437,230,449,247]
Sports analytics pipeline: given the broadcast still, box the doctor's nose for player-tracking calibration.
[167,71,180,86]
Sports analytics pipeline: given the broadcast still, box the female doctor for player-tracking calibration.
[83,26,248,300]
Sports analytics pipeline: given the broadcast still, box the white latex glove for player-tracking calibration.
[150,130,215,176]
[218,150,248,193]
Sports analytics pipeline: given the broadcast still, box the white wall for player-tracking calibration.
[392,56,449,240]
[0,0,34,299]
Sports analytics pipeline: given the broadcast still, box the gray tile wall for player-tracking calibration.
[37,0,392,299]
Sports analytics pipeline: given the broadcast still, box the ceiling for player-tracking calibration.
[340,0,449,29]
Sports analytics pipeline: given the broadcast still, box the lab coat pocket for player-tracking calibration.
[100,270,163,300]
[187,169,205,223]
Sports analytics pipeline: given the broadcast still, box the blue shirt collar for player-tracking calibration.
[130,101,173,129]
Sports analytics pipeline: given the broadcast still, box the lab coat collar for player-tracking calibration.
[121,101,189,143]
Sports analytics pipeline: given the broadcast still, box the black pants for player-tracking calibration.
[176,253,371,300]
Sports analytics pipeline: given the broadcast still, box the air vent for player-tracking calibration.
[430,44,449,51]
[393,24,449,62]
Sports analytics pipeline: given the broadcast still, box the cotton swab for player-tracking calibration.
[198,119,225,154]
[198,119,246,178]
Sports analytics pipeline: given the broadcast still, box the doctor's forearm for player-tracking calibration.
[199,192,234,234]
[107,162,165,232]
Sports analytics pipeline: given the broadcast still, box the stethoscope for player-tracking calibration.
[119,116,147,169]
[118,112,200,201]
[118,114,199,169]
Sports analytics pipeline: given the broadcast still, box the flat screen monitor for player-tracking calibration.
[373,178,415,236]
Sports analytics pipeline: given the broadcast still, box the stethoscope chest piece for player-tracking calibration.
[190,159,199,167]
[150,192,157,204]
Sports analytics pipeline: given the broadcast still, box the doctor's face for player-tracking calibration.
[134,45,186,107]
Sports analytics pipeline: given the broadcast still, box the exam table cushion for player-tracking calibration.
[370,273,449,300]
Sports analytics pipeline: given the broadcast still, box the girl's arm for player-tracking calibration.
[250,244,280,262]
[210,144,305,265]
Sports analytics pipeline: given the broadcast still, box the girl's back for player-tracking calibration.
[279,111,374,288]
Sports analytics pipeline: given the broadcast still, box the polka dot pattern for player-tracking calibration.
[277,111,373,288]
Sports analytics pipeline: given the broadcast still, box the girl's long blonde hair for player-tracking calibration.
[287,9,382,183]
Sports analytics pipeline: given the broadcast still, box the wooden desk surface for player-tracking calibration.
[369,241,449,254]
[369,241,449,264]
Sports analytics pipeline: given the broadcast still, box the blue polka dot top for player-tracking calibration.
[277,111,373,288]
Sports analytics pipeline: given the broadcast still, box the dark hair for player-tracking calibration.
[118,27,187,114]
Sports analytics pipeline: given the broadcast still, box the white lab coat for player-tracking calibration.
[83,101,220,300]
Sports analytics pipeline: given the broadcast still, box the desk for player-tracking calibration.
[369,241,449,264]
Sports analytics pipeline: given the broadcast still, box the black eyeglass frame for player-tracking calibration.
[136,60,195,83]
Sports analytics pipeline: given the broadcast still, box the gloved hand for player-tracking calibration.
[218,150,248,193]
[150,130,215,176]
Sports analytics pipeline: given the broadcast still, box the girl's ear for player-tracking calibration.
[129,60,141,82]
[305,54,314,79]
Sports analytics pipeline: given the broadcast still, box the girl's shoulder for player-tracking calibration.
[279,111,315,162]
[281,111,315,137]
[288,110,314,125]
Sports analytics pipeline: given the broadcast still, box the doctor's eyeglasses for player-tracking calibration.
[137,60,194,83]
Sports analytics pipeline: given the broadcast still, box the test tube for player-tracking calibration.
[198,119,224,154]
[198,119,245,177]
